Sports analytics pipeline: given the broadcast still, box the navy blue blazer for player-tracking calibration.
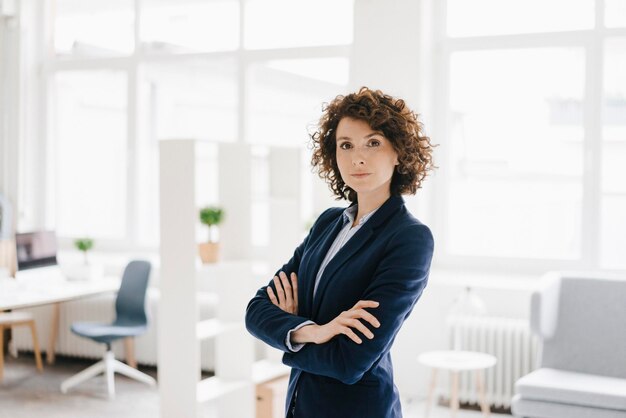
[245,195,434,418]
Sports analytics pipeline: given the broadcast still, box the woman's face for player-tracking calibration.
[335,117,399,201]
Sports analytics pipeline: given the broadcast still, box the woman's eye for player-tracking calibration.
[339,142,352,149]
[369,140,381,147]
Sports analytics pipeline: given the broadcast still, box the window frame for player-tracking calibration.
[431,0,626,273]
[33,0,352,253]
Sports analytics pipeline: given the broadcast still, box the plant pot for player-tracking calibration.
[198,242,220,264]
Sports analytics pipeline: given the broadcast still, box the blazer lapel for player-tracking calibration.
[301,215,344,316]
[311,195,406,318]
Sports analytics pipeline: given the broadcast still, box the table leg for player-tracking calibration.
[0,325,4,381]
[47,303,60,365]
[29,320,44,372]
[475,370,491,417]
[124,337,137,368]
[450,371,459,418]
[424,368,438,418]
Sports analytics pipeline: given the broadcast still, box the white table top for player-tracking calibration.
[418,350,497,371]
[0,276,120,311]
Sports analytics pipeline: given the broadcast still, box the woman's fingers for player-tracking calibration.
[267,286,279,306]
[268,272,299,314]
[290,272,298,310]
[272,276,286,306]
[346,318,374,339]
[341,326,362,344]
[353,300,379,310]
[278,271,293,310]
[352,308,380,328]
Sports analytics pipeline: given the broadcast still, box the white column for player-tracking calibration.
[268,146,302,271]
[214,262,255,418]
[159,139,200,418]
[218,142,252,260]
[351,0,436,401]
[351,0,423,106]
[0,2,20,233]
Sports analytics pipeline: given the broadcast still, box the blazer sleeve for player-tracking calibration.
[245,208,334,353]
[282,223,434,384]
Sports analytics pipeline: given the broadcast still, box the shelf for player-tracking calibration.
[196,318,243,340]
[252,359,290,384]
[196,376,250,404]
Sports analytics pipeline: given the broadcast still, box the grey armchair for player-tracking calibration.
[511,272,626,418]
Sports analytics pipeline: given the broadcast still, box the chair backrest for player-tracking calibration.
[114,260,151,327]
[532,273,626,378]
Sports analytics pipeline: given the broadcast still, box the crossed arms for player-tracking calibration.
[245,221,433,385]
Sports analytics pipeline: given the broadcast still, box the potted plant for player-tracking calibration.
[74,238,94,265]
[66,237,101,280]
[198,206,224,264]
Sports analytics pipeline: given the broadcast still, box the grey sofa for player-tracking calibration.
[511,272,626,418]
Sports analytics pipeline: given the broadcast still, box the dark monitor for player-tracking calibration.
[15,230,58,270]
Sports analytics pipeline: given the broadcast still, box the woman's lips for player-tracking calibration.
[352,173,371,178]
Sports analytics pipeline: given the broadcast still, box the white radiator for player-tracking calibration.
[445,316,539,409]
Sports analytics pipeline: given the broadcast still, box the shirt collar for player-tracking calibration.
[342,204,379,227]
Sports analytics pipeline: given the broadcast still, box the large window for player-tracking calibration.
[35,0,353,251]
[49,71,128,239]
[436,0,626,270]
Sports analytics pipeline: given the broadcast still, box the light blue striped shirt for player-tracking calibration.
[285,204,379,352]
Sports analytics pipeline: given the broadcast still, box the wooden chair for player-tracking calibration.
[0,311,44,380]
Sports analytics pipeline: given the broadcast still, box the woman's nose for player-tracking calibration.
[352,149,366,166]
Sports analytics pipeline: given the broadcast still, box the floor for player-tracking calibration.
[0,354,512,418]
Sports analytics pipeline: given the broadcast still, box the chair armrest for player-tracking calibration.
[530,272,561,340]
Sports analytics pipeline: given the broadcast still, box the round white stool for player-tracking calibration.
[418,350,497,418]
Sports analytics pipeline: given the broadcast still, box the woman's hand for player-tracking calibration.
[291,300,380,345]
[267,271,299,315]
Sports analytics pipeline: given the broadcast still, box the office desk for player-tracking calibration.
[0,277,120,364]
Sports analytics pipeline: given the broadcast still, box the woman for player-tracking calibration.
[245,87,435,418]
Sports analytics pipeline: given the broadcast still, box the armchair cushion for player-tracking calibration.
[515,368,626,411]
[511,394,626,418]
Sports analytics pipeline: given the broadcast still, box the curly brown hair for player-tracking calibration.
[310,86,436,202]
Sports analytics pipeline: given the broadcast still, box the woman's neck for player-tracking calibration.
[353,190,391,225]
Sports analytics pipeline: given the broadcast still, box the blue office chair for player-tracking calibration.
[60,260,157,398]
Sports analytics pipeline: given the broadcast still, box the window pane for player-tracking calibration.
[140,0,239,53]
[52,71,127,239]
[606,0,626,28]
[244,0,353,49]
[195,142,219,244]
[447,0,594,37]
[54,0,134,56]
[141,59,238,142]
[600,38,626,269]
[447,48,585,259]
[246,57,349,146]
[136,60,236,246]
